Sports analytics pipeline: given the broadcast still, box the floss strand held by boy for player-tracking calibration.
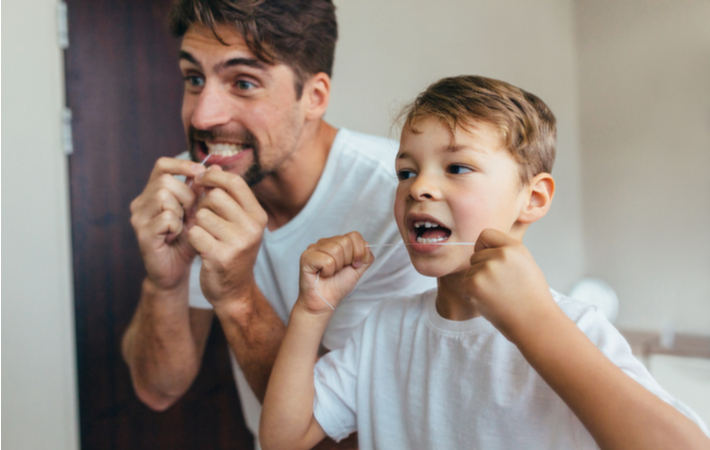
[260,75,710,450]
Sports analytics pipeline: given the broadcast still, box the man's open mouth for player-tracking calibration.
[194,141,253,164]
[411,219,452,244]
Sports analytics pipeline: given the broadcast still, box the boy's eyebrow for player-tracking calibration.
[179,51,268,73]
[397,144,486,159]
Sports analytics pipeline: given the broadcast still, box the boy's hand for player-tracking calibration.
[462,228,557,342]
[298,232,374,314]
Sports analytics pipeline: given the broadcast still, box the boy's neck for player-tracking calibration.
[435,272,482,321]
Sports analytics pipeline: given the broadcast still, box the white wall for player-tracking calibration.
[576,0,710,334]
[329,0,587,292]
[1,1,80,449]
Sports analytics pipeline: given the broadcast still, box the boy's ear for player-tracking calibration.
[518,173,555,224]
[302,72,331,121]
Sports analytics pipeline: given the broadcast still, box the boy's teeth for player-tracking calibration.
[205,142,246,156]
[416,236,446,244]
[414,221,438,229]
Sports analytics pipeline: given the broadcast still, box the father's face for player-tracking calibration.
[179,24,307,186]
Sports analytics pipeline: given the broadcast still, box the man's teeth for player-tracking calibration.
[416,236,447,244]
[205,142,247,157]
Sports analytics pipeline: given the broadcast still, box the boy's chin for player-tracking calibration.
[412,260,469,279]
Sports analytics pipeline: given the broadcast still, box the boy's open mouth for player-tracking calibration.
[411,219,452,244]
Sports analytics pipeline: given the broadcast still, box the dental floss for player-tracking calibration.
[314,241,477,310]
[187,153,212,188]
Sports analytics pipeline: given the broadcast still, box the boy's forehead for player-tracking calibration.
[399,116,505,156]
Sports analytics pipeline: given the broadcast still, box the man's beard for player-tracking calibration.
[188,126,270,187]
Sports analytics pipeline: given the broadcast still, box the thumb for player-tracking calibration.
[474,228,516,253]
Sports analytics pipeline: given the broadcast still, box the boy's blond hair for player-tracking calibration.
[401,75,556,184]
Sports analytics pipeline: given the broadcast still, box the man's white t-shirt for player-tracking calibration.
[313,289,709,449]
[187,129,437,440]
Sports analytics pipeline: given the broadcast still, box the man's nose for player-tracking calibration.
[190,84,232,130]
[409,173,440,201]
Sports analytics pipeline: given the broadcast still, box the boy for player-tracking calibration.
[260,76,710,449]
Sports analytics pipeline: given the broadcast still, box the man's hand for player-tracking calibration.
[130,157,206,291]
[297,232,374,314]
[462,228,556,341]
[189,166,269,305]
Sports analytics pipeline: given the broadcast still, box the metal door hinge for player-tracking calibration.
[62,108,74,155]
[58,2,69,49]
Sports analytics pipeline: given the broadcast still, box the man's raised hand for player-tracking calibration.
[188,166,269,306]
[130,157,206,291]
[297,232,374,314]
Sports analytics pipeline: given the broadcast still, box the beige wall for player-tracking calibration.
[330,0,587,292]
[1,1,80,449]
[576,0,710,334]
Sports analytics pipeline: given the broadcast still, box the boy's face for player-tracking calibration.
[395,117,529,277]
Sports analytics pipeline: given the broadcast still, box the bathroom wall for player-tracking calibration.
[2,0,80,449]
[576,0,710,334]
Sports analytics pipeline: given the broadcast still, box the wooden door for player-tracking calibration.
[65,1,253,448]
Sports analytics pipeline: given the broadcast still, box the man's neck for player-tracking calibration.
[253,120,339,231]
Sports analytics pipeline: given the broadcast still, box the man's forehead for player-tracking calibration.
[181,23,253,56]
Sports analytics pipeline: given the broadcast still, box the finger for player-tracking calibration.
[194,207,232,242]
[149,157,206,183]
[345,232,367,267]
[198,187,245,224]
[187,224,217,255]
[316,238,348,273]
[474,228,516,253]
[144,209,184,242]
[302,249,338,278]
[196,168,264,217]
[135,174,197,219]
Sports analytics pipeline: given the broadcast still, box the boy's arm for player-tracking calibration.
[260,233,373,450]
[465,229,709,450]
[513,305,710,450]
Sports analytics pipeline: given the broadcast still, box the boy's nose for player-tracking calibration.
[190,84,232,130]
[409,175,441,201]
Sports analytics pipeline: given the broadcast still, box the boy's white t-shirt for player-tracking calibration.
[313,289,709,449]
[187,129,437,439]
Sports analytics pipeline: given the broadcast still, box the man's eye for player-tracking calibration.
[236,80,256,90]
[397,170,416,181]
[184,75,205,88]
[448,165,472,175]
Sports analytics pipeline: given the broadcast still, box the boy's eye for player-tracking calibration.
[397,170,416,181]
[236,80,256,90]
[448,164,473,175]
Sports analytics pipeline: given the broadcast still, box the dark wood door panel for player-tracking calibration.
[65,1,253,448]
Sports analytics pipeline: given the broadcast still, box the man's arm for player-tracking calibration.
[122,280,214,410]
[465,229,709,450]
[123,157,212,410]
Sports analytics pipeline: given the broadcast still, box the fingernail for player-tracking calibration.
[191,164,206,174]
[353,261,363,268]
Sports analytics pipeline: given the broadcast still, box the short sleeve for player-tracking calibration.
[573,303,709,435]
[313,318,367,442]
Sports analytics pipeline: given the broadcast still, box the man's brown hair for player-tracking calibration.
[169,0,337,98]
[401,75,557,184]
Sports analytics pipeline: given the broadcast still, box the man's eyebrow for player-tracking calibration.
[179,51,268,73]
[217,57,267,73]
[179,51,201,68]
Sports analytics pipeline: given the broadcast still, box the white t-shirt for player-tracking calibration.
[313,288,709,449]
[188,129,437,440]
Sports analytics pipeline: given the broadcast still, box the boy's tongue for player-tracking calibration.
[420,228,450,240]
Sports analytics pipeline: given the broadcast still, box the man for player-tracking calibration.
[122,0,434,448]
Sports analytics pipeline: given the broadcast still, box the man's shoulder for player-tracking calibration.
[333,128,399,172]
